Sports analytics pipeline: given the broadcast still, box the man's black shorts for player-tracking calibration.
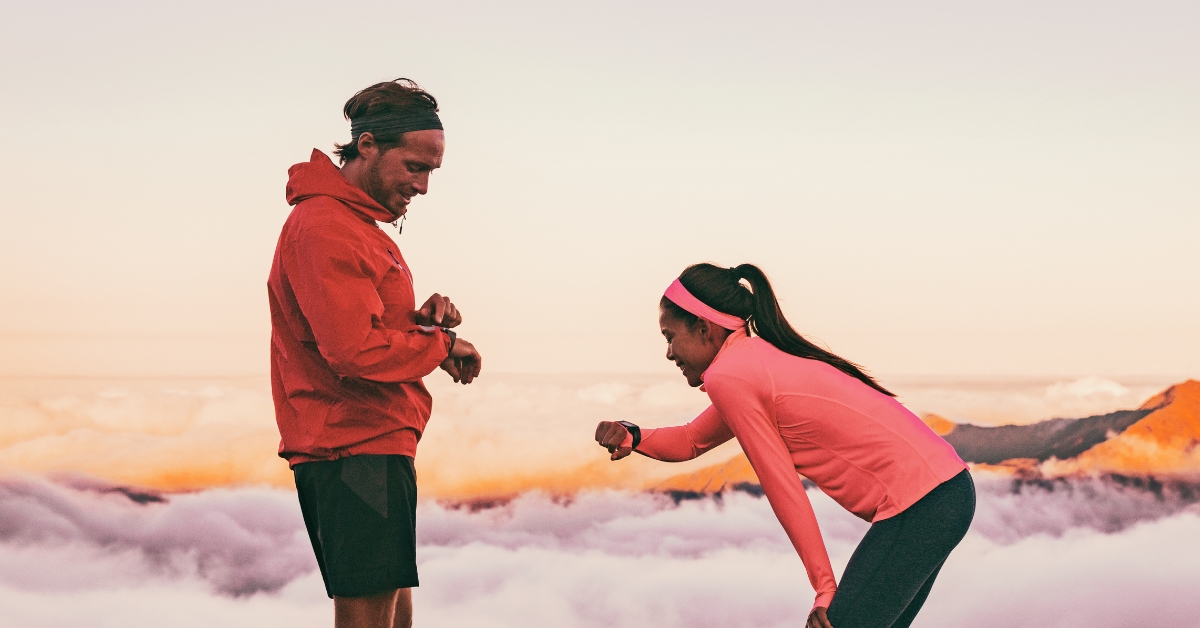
[294,454,418,598]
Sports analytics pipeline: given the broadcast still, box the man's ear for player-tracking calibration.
[356,132,377,160]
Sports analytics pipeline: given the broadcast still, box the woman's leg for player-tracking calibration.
[889,561,944,628]
[825,470,975,628]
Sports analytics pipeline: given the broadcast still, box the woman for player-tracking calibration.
[595,263,974,628]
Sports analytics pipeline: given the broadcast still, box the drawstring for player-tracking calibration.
[391,214,406,234]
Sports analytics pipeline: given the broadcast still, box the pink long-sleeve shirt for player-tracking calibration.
[633,330,967,610]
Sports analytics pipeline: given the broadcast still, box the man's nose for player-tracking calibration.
[413,173,430,195]
[665,345,674,361]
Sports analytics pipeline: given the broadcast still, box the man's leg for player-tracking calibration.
[296,456,421,626]
[335,590,399,628]
[393,588,412,628]
[332,587,411,628]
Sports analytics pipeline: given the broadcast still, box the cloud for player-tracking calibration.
[4,375,1200,626]
[4,473,1200,628]
[0,374,1187,498]
[922,513,1200,628]
[1045,377,1130,399]
[0,476,313,596]
[394,375,738,498]
[0,573,332,628]
[420,490,809,558]
[969,472,1200,543]
[413,514,1200,628]
[0,375,734,497]
[5,374,1200,625]
[421,480,1200,628]
[0,379,292,491]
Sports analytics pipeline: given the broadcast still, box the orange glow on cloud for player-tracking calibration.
[2,376,1196,497]
[0,380,293,491]
[0,375,731,497]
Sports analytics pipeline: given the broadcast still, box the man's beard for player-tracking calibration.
[363,159,403,219]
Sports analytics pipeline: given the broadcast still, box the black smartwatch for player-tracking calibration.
[442,328,457,353]
[616,421,642,449]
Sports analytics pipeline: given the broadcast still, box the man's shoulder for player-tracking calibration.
[278,199,389,272]
[283,197,373,239]
[288,196,350,225]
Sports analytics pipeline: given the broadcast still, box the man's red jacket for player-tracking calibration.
[268,149,452,467]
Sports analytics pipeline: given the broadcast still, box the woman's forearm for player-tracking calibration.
[634,405,735,462]
[633,426,699,461]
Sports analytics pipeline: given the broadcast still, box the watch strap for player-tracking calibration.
[616,421,642,449]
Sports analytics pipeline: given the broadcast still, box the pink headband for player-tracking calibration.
[663,279,747,331]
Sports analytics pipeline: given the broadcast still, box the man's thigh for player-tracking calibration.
[333,588,411,628]
[295,455,419,598]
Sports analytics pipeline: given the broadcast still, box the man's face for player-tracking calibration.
[360,129,445,219]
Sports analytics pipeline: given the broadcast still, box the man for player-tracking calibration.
[268,78,482,628]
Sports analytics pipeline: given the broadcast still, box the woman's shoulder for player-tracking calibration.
[704,337,774,387]
[709,337,864,391]
[735,336,815,373]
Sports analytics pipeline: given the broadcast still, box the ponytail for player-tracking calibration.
[664,263,895,397]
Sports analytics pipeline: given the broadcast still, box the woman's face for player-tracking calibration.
[659,308,729,387]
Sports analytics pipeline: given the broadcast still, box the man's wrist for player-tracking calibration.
[616,421,641,449]
[442,328,456,354]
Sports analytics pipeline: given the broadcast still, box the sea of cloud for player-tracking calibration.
[2,374,1196,626]
[2,473,1199,628]
[0,374,1179,496]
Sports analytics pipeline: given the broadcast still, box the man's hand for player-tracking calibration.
[806,607,833,628]
[415,293,462,328]
[594,421,633,461]
[439,338,481,384]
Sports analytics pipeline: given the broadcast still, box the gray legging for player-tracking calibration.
[826,469,976,628]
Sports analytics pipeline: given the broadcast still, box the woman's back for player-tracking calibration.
[597,262,976,621]
[704,333,966,522]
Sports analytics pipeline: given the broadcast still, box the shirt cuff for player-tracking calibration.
[619,431,634,449]
[812,591,835,611]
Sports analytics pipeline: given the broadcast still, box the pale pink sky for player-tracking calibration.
[0,0,1197,378]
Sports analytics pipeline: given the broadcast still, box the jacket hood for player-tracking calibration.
[285,149,396,223]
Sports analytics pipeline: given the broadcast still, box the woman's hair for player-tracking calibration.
[333,78,440,164]
[660,263,895,396]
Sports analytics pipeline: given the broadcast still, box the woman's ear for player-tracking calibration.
[698,319,725,348]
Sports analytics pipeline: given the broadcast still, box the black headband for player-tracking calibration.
[350,109,443,140]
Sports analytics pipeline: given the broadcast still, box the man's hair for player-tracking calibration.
[333,79,440,164]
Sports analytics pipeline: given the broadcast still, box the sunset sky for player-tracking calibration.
[1,0,1197,380]
[2,6,1199,627]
